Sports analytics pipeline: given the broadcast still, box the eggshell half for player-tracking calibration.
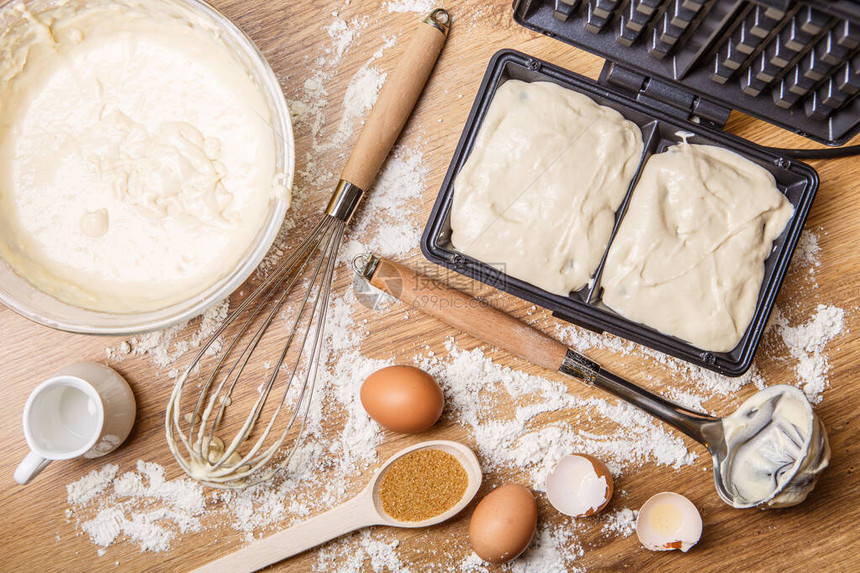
[546,453,614,517]
[636,492,703,552]
[469,484,538,564]
[360,365,444,433]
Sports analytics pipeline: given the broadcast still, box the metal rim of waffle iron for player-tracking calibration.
[421,49,819,377]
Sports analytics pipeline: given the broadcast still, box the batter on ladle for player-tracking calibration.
[720,385,829,508]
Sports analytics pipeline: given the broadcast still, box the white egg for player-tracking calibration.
[546,454,613,517]
[636,492,702,552]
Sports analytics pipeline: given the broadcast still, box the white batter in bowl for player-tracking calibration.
[0,0,293,333]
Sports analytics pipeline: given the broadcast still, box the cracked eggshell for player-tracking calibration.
[546,453,614,517]
[636,492,702,552]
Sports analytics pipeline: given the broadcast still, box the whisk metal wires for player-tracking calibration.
[165,8,450,489]
[166,214,344,488]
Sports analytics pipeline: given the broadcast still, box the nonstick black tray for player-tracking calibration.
[421,49,819,376]
[512,0,860,145]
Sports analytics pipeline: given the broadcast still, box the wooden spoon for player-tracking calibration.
[192,440,482,572]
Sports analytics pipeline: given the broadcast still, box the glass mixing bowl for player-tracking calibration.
[0,0,294,335]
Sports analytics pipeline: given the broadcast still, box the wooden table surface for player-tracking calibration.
[2,1,858,571]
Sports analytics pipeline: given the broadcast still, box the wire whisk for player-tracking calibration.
[165,9,450,488]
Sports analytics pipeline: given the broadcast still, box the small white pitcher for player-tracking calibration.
[14,362,136,485]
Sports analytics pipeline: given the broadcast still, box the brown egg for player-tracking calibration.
[360,365,444,433]
[468,484,537,564]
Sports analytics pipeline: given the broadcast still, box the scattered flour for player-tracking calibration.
[351,146,428,257]
[67,464,120,505]
[323,12,366,63]
[795,229,822,269]
[313,530,407,572]
[333,65,387,147]
[385,0,437,13]
[456,523,585,573]
[509,523,585,573]
[105,300,229,370]
[773,304,846,402]
[330,36,394,151]
[68,461,205,552]
[418,342,696,487]
[601,507,637,538]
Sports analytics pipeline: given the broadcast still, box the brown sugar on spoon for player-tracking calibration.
[378,449,468,521]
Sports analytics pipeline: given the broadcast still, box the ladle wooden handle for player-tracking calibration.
[191,488,376,573]
[365,257,721,442]
[369,258,569,370]
[340,10,449,191]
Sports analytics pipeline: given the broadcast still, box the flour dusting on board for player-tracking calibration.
[72,8,852,571]
[313,530,408,572]
[601,507,638,537]
[67,461,205,552]
[794,228,822,288]
[104,301,228,371]
[772,304,846,403]
[385,0,437,13]
[330,37,394,151]
[418,342,695,483]
[351,146,428,256]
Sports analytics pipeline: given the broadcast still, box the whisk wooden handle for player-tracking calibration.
[368,258,568,371]
[340,10,449,191]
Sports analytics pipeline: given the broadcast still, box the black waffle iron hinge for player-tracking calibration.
[599,60,733,130]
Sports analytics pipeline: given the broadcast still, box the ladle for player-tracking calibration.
[192,440,481,572]
[355,255,830,509]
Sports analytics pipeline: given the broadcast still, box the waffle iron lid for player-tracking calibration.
[512,0,860,145]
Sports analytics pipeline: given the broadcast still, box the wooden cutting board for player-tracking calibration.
[1,1,858,571]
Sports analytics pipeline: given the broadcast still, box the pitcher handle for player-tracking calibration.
[14,451,51,484]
